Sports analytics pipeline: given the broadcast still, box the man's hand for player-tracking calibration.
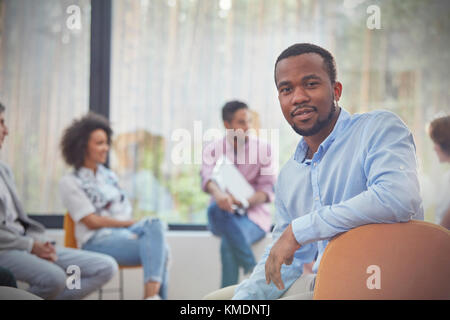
[207,180,243,213]
[215,192,235,213]
[31,241,58,262]
[229,194,243,208]
[265,224,301,290]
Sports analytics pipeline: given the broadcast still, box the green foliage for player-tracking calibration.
[166,164,210,222]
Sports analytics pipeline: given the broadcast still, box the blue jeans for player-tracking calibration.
[0,247,118,299]
[207,202,266,288]
[82,218,170,299]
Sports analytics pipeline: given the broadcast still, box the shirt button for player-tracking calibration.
[399,165,404,170]
[315,197,319,201]
[313,163,317,166]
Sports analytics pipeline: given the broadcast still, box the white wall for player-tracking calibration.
[46,229,272,300]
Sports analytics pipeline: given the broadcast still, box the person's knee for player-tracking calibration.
[208,202,226,218]
[33,268,67,299]
[143,218,166,236]
[99,255,119,282]
[208,203,232,229]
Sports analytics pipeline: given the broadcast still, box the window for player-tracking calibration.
[1,0,449,225]
[110,0,450,224]
[0,0,91,214]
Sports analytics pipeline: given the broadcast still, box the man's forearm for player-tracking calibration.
[205,180,223,198]
[248,191,269,207]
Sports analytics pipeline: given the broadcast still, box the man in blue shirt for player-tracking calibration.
[232,43,424,299]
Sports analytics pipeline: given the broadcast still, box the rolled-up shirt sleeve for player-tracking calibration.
[59,175,96,223]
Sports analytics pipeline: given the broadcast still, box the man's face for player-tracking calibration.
[0,112,9,149]
[275,53,342,137]
[224,108,252,141]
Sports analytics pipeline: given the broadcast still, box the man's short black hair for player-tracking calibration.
[222,100,248,123]
[60,112,112,169]
[274,43,337,84]
[0,102,5,113]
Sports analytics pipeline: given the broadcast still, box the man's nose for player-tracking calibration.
[291,86,310,106]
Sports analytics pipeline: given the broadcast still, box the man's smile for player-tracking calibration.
[291,107,317,122]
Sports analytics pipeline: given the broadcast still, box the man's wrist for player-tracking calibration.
[241,198,249,210]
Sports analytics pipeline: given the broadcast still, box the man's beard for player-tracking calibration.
[291,101,337,137]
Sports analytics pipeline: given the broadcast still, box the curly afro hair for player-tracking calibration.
[60,112,113,169]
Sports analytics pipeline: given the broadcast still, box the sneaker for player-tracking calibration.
[145,294,161,300]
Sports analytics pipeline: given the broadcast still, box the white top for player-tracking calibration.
[435,170,450,225]
[59,165,132,247]
[0,176,25,235]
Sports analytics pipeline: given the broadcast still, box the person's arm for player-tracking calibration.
[0,164,36,253]
[291,112,422,243]
[80,214,135,230]
[0,224,34,252]
[249,141,277,207]
[265,112,424,289]
[205,180,235,213]
[440,208,450,229]
[201,140,239,212]
[232,182,318,300]
[247,191,269,207]
[59,175,135,229]
[31,241,57,262]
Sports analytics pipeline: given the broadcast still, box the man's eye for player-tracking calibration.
[306,82,319,87]
[280,87,291,94]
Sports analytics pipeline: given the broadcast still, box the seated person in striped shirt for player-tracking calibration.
[232,43,424,300]
[201,100,277,288]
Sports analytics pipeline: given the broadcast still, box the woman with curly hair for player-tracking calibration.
[59,113,169,299]
[428,115,450,229]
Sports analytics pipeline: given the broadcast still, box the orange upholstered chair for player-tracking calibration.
[313,220,450,300]
[64,213,78,249]
[63,213,141,299]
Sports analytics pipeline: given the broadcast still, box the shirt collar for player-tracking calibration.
[293,107,351,164]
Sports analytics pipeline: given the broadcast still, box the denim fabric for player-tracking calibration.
[0,247,117,299]
[207,202,266,287]
[82,218,169,299]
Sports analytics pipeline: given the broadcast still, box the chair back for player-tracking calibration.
[63,213,78,249]
[313,220,450,300]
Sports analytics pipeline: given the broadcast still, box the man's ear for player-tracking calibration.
[223,121,232,130]
[333,81,343,102]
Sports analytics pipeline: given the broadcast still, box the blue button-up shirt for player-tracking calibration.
[233,108,424,300]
